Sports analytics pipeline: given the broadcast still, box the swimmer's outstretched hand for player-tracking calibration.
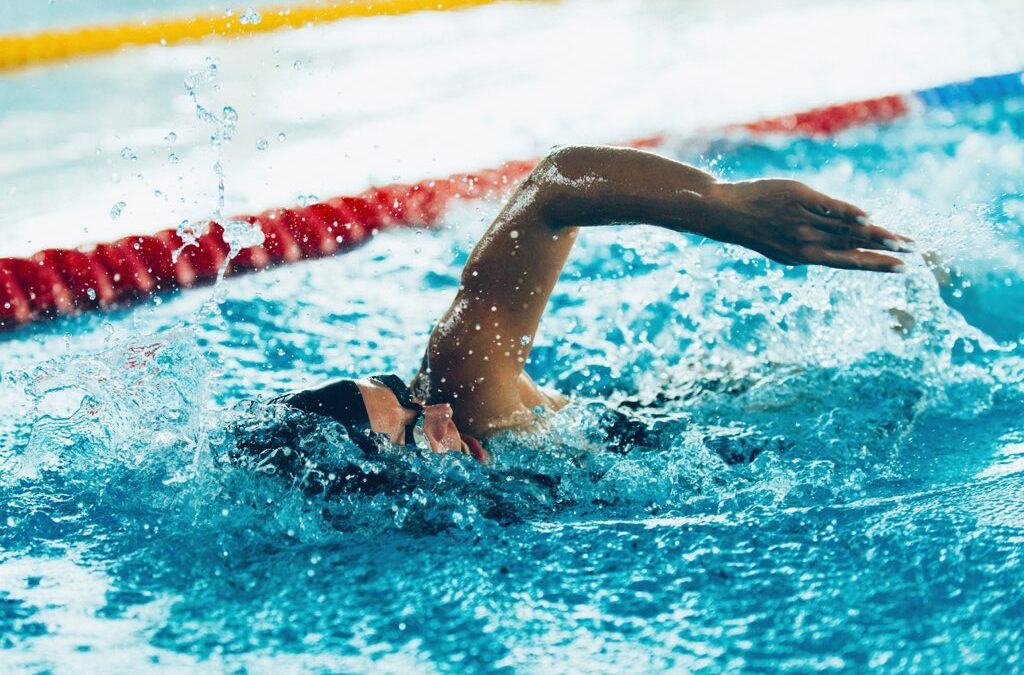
[707,179,914,272]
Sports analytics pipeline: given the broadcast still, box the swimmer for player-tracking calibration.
[264,145,914,463]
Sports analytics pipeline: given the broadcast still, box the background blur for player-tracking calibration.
[2,0,1023,257]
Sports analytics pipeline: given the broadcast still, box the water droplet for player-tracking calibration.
[110,201,126,219]
[239,7,262,24]
[120,146,137,161]
[277,132,287,142]
[520,335,531,345]
[86,288,97,301]
[221,218,266,256]
[222,106,238,123]
[256,137,269,151]
[168,153,180,164]
[164,131,177,144]
[293,60,303,70]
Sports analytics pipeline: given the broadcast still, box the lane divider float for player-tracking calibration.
[0,160,539,328]
[1,71,1021,330]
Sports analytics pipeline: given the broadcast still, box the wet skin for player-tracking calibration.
[403,145,913,443]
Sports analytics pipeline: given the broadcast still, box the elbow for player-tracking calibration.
[533,145,595,188]
[527,145,600,225]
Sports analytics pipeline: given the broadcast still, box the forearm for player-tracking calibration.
[534,145,726,236]
[532,144,911,269]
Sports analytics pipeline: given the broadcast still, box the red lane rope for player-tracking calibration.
[736,94,910,136]
[0,159,538,329]
[0,92,914,331]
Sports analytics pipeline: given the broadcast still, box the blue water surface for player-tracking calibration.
[2,96,1024,672]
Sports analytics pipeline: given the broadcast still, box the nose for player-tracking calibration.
[422,403,462,453]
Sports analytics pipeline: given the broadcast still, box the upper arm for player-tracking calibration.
[416,153,579,432]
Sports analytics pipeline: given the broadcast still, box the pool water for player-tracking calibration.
[2,89,1024,671]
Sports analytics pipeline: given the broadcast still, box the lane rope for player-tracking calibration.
[733,70,1024,136]
[0,160,539,328]
[0,0,539,72]
[2,70,1021,330]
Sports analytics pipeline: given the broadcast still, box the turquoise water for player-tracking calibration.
[2,95,1024,671]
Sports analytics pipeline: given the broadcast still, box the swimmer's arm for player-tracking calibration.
[531,145,913,268]
[418,145,912,433]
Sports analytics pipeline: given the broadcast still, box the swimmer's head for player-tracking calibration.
[358,380,490,463]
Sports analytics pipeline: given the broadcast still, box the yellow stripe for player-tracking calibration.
[1,0,535,72]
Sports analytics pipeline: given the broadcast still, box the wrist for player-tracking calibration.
[691,179,741,238]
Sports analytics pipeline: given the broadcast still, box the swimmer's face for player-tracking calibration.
[358,379,475,458]
[421,402,471,456]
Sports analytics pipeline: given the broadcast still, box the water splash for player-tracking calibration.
[239,7,262,25]
[217,219,265,281]
[176,60,263,279]
[13,328,209,484]
[3,97,1024,671]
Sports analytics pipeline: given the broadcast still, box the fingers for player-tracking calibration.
[797,188,866,222]
[801,246,906,273]
[795,226,898,253]
[795,185,913,246]
[799,208,914,251]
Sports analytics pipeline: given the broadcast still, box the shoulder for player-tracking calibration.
[515,372,569,413]
[469,373,570,438]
